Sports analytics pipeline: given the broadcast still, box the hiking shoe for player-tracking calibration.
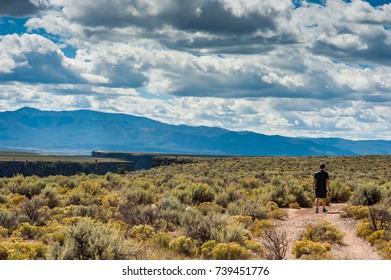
[315,208,319,213]
[323,208,328,213]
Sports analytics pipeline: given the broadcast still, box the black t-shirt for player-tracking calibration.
[314,170,329,189]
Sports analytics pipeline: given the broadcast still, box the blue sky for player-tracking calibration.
[0,0,390,140]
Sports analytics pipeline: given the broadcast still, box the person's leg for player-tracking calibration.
[322,198,327,212]
[315,197,319,213]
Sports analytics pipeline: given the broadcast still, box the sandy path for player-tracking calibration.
[276,203,382,260]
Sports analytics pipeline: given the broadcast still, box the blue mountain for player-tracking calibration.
[0,107,390,156]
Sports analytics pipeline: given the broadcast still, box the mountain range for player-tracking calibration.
[0,107,390,156]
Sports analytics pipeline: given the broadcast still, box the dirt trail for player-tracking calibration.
[277,203,382,260]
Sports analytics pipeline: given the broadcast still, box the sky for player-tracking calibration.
[0,0,390,140]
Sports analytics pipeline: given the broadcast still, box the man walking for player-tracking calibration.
[313,163,330,213]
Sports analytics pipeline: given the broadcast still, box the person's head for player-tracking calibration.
[320,163,326,170]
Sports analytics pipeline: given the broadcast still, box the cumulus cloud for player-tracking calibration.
[0,0,50,17]
[0,33,83,83]
[0,0,390,140]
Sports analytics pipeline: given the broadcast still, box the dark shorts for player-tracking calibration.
[315,187,327,198]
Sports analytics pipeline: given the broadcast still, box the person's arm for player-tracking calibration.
[326,179,330,191]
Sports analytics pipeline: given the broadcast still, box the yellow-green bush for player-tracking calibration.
[101,192,122,208]
[0,194,8,204]
[350,184,382,206]
[244,240,264,255]
[214,222,251,244]
[251,219,274,237]
[8,177,46,199]
[290,183,313,208]
[292,240,331,259]
[269,208,286,220]
[196,202,224,215]
[330,180,352,202]
[366,230,386,246]
[0,209,18,231]
[267,177,296,207]
[378,240,391,259]
[288,202,301,209]
[210,242,251,260]
[41,188,60,209]
[228,215,253,228]
[180,210,225,243]
[191,183,215,205]
[301,221,345,244]
[152,232,173,249]
[13,222,45,240]
[200,240,217,259]
[130,225,156,241]
[227,199,269,220]
[0,238,47,260]
[340,205,369,220]
[355,219,375,238]
[123,187,154,206]
[169,236,198,257]
[48,218,128,260]
[0,226,8,238]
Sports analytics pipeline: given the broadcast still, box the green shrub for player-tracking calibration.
[191,183,214,204]
[238,177,259,189]
[152,232,173,249]
[41,188,60,209]
[228,215,253,229]
[368,203,391,231]
[0,239,47,260]
[214,222,251,244]
[169,236,198,257]
[71,205,101,219]
[0,194,8,204]
[340,205,369,220]
[196,202,224,215]
[350,184,382,206]
[366,230,388,246]
[378,240,391,259]
[267,178,295,207]
[0,210,18,231]
[119,203,158,226]
[8,178,46,199]
[215,188,243,208]
[157,196,184,228]
[48,218,127,260]
[180,210,227,243]
[21,197,45,225]
[268,208,286,220]
[251,219,274,237]
[0,226,8,238]
[130,225,156,241]
[290,184,313,207]
[123,188,154,206]
[243,240,264,255]
[227,199,269,220]
[201,240,217,259]
[301,221,344,244]
[330,180,352,202]
[13,222,45,240]
[292,240,331,259]
[211,242,251,260]
[356,219,375,238]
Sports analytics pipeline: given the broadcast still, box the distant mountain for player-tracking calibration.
[0,107,390,156]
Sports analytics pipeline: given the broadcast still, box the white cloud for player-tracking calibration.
[0,0,390,140]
